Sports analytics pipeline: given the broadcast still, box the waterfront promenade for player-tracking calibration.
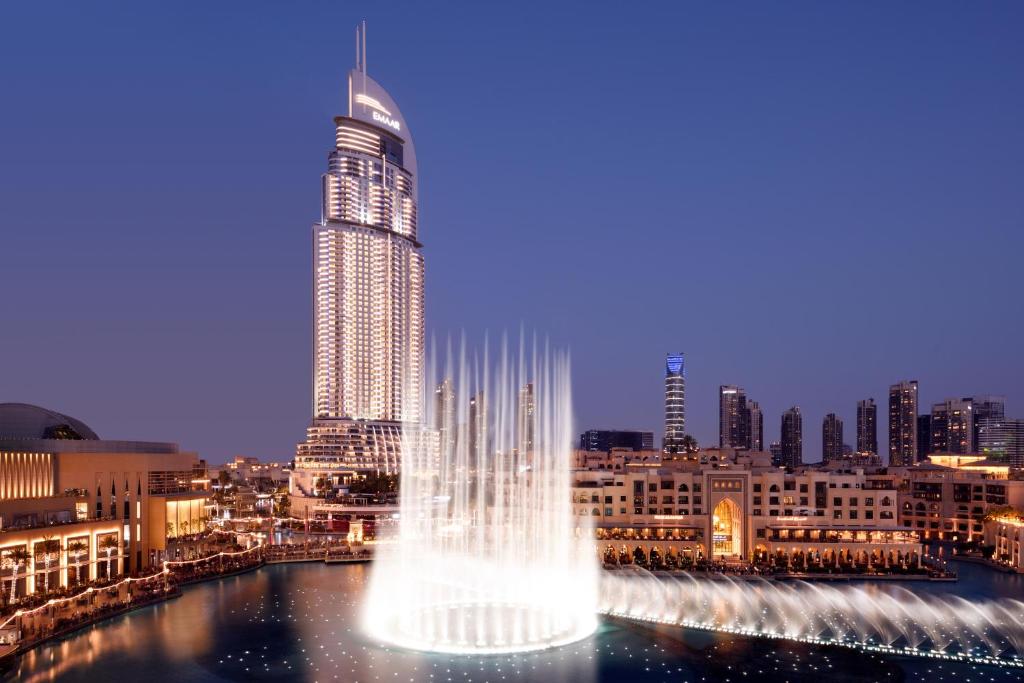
[0,537,372,662]
[0,544,265,662]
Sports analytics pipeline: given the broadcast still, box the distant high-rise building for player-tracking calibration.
[579,429,655,452]
[719,385,747,449]
[971,396,1006,452]
[856,398,877,455]
[747,401,764,451]
[916,414,932,461]
[780,407,803,468]
[296,27,423,474]
[888,380,918,466]
[931,398,974,455]
[769,441,783,466]
[468,391,486,459]
[822,413,844,463]
[434,379,455,457]
[518,383,535,452]
[663,354,685,453]
[978,417,1024,467]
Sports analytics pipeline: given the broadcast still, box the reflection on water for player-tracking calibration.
[3,561,1024,682]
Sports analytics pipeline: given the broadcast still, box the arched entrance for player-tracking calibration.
[712,498,742,558]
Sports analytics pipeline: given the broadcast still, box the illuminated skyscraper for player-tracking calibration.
[888,380,918,466]
[719,385,746,449]
[747,401,763,451]
[978,417,1024,467]
[518,383,535,453]
[822,413,844,463]
[971,395,1005,451]
[856,398,878,455]
[663,354,685,453]
[719,386,761,450]
[780,407,802,468]
[931,398,974,455]
[468,391,486,460]
[434,379,455,460]
[295,24,424,476]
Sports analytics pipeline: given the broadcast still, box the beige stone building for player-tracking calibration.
[985,516,1024,572]
[573,447,919,568]
[893,454,1024,542]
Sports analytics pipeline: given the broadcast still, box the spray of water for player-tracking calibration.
[601,568,1024,667]
[363,336,599,654]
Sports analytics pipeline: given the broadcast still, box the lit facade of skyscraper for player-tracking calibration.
[780,407,803,468]
[822,413,844,463]
[888,380,918,466]
[718,385,746,449]
[971,395,1005,452]
[978,417,1024,467]
[856,398,877,455]
[434,379,455,460]
[931,398,974,455]
[468,391,486,460]
[747,400,763,451]
[295,26,424,475]
[663,353,685,453]
[518,383,535,453]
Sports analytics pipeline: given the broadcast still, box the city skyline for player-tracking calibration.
[2,4,1023,464]
[3,8,1024,680]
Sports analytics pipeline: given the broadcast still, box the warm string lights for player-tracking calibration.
[0,542,263,631]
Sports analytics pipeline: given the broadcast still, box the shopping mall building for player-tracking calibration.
[0,403,209,596]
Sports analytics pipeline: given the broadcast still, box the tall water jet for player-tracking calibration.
[364,338,599,654]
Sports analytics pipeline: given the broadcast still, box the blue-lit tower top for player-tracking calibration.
[664,353,686,453]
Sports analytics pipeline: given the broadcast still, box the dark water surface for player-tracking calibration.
[3,560,1022,683]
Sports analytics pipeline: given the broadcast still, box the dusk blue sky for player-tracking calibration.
[2,2,1022,464]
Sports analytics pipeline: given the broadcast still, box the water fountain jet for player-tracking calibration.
[364,338,598,654]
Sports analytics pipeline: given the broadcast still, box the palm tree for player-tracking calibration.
[38,535,60,594]
[983,505,1021,523]
[8,547,29,602]
[66,541,88,586]
[98,536,119,580]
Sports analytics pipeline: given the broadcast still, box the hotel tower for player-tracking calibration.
[663,354,685,453]
[294,25,424,480]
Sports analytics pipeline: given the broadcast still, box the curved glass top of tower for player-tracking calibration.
[347,68,418,191]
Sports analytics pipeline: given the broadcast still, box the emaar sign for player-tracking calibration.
[372,110,401,132]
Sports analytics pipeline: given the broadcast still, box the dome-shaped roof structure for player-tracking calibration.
[0,403,99,440]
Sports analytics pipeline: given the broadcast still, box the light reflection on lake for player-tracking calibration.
[3,561,1023,682]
